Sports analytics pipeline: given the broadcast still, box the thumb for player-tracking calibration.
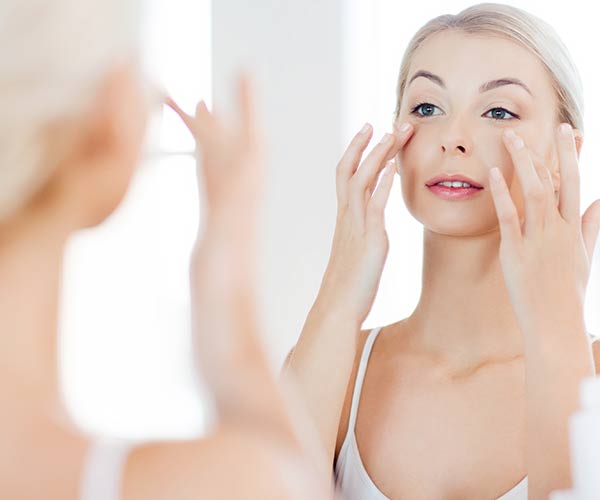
[581,199,600,259]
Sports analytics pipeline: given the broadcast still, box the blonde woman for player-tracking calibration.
[284,3,600,499]
[0,1,330,499]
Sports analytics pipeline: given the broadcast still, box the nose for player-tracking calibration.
[440,120,472,156]
[442,143,467,154]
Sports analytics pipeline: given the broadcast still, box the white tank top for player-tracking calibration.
[334,326,531,500]
[79,438,136,500]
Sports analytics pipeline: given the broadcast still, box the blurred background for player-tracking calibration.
[59,0,600,441]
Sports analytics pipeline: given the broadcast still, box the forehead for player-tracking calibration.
[407,30,555,101]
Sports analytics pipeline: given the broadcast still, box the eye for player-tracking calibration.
[484,107,519,121]
[410,102,442,118]
[409,102,520,121]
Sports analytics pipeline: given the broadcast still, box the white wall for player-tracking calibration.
[211,0,345,364]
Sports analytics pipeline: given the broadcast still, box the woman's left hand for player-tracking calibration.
[488,123,600,335]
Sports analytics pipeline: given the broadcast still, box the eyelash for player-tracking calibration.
[410,102,520,121]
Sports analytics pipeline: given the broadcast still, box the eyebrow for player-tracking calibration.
[407,70,533,96]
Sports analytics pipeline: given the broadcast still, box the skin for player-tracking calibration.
[0,61,331,500]
[285,30,600,499]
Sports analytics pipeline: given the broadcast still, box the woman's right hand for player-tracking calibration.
[165,75,263,244]
[314,122,414,326]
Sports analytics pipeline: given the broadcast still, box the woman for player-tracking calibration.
[0,0,329,498]
[284,3,600,499]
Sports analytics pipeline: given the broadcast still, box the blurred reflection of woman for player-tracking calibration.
[0,1,330,499]
[284,3,600,499]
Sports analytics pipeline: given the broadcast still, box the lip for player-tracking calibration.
[427,184,483,200]
[425,173,484,189]
[425,172,484,201]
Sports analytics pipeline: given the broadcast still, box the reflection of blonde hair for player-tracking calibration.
[394,3,584,134]
[0,0,141,222]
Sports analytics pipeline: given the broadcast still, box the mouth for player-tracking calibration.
[425,173,484,200]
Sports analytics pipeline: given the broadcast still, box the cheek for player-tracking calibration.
[398,125,512,178]
[396,127,437,174]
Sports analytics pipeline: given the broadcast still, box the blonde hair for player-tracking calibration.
[394,3,584,134]
[0,0,141,222]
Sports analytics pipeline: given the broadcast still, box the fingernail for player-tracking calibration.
[360,122,371,134]
[504,129,523,150]
[399,122,411,133]
[560,123,572,135]
[380,133,392,144]
[512,136,524,150]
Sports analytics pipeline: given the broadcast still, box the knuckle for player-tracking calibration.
[348,175,363,193]
[337,149,360,171]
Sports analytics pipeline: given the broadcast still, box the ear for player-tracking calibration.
[59,63,148,227]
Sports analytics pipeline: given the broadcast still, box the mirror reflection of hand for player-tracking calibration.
[316,122,414,326]
[166,75,264,240]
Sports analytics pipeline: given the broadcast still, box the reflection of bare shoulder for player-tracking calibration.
[123,427,318,500]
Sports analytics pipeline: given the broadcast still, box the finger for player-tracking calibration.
[489,167,522,248]
[353,124,413,192]
[365,155,398,209]
[352,125,412,218]
[165,97,197,135]
[193,100,222,144]
[348,132,396,220]
[387,121,413,160]
[336,123,373,207]
[365,124,412,198]
[366,161,395,230]
[532,158,555,225]
[556,122,581,224]
[582,199,600,260]
[237,72,258,145]
[502,129,546,236]
[195,100,211,122]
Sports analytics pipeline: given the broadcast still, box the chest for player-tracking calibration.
[354,357,528,499]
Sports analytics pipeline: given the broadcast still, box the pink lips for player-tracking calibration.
[425,173,483,188]
[425,173,484,201]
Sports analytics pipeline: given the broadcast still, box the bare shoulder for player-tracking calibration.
[333,320,410,461]
[122,427,305,500]
[334,327,373,461]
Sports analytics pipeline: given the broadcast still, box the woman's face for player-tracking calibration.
[395,30,578,237]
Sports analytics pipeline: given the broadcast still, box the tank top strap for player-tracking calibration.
[347,326,384,431]
[79,437,137,500]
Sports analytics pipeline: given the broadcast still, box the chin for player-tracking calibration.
[416,209,500,237]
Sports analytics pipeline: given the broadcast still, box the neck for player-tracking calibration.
[406,226,524,370]
[0,207,71,422]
